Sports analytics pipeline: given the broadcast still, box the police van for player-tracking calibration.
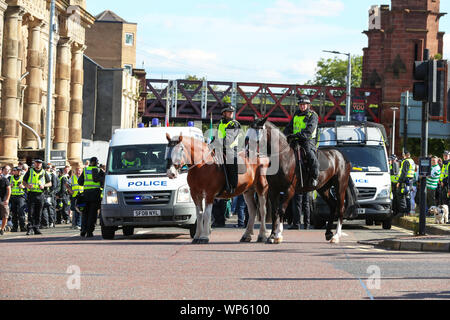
[312,121,393,229]
[100,126,204,239]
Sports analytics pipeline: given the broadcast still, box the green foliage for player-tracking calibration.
[405,138,450,158]
[306,55,362,88]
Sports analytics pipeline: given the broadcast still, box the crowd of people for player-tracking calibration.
[389,150,449,217]
[0,157,105,236]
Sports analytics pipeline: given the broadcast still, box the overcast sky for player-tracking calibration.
[86,0,450,84]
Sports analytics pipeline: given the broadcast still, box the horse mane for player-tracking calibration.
[264,121,291,155]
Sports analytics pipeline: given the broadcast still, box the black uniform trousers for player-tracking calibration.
[81,189,101,234]
[291,192,311,228]
[27,192,44,230]
[57,195,70,223]
[10,195,26,230]
[41,193,56,226]
[303,140,319,181]
[223,146,238,190]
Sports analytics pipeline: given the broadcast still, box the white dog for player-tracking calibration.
[429,205,449,224]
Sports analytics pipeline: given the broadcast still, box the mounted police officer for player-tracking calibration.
[77,157,105,237]
[396,150,416,215]
[9,167,27,232]
[23,159,52,235]
[213,96,241,194]
[284,95,319,187]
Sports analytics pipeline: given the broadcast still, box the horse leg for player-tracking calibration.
[319,188,336,241]
[256,193,268,243]
[199,201,213,244]
[331,176,349,244]
[241,192,257,242]
[266,192,279,244]
[192,198,204,244]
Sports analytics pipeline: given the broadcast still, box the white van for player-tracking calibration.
[312,121,393,229]
[100,126,204,239]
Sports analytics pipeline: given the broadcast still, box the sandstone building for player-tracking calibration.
[0,0,95,166]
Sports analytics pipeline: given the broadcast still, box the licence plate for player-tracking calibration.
[357,208,366,214]
[133,210,161,217]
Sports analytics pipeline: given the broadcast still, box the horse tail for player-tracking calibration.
[345,176,359,218]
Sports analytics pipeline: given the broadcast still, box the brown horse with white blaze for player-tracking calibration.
[165,133,270,244]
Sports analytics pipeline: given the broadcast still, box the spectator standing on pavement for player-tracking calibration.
[41,163,58,229]
[9,167,26,232]
[56,166,71,224]
[426,156,441,211]
[77,157,105,237]
[0,173,11,235]
[23,159,52,235]
[1,165,11,179]
[232,195,246,228]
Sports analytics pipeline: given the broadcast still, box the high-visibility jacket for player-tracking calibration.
[399,158,415,179]
[218,118,240,148]
[293,111,317,139]
[9,175,25,196]
[390,164,399,183]
[440,161,449,183]
[83,166,101,190]
[71,174,83,197]
[122,157,142,168]
[27,168,46,193]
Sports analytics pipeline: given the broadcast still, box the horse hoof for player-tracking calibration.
[240,236,251,243]
[192,238,199,244]
[274,236,283,244]
[330,236,340,244]
[325,233,333,241]
[198,238,209,244]
[257,236,268,243]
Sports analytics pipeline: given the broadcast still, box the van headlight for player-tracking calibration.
[104,187,118,204]
[177,185,192,203]
[376,187,390,200]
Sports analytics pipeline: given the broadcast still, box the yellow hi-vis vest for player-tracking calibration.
[218,119,239,148]
[71,175,83,197]
[390,164,399,183]
[440,162,449,182]
[122,157,142,168]
[399,158,415,179]
[27,168,45,193]
[293,112,317,139]
[83,166,101,190]
[10,176,25,196]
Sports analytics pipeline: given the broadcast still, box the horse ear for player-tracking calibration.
[179,133,183,142]
[166,133,171,142]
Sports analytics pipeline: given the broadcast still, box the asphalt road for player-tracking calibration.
[0,219,449,300]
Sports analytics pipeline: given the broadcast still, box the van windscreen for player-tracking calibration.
[334,145,388,172]
[107,144,167,174]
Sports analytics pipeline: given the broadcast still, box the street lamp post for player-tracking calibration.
[323,50,352,121]
[390,107,399,155]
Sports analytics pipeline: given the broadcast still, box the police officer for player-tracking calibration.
[214,96,241,194]
[23,159,52,235]
[396,150,416,215]
[77,157,105,237]
[121,148,143,168]
[9,167,27,232]
[439,150,449,206]
[69,165,84,230]
[389,155,400,215]
[284,95,320,187]
[56,166,71,224]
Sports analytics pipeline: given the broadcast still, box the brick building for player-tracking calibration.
[362,0,445,154]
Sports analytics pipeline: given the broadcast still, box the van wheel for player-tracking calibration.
[101,225,115,240]
[123,226,134,237]
[382,219,392,230]
[189,221,197,238]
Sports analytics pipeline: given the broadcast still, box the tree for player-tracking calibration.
[306,55,362,88]
[182,74,205,91]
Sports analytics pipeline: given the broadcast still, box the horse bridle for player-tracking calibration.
[166,140,215,172]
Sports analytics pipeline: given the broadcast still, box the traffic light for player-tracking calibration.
[430,60,447,117]
[412,59,437,102]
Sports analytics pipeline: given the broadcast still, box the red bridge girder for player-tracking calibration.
[143,79,381,124]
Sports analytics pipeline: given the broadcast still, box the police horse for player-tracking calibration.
[248,117,358,244]
[165,133,271,244]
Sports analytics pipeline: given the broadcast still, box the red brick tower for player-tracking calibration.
[362,0,445,154]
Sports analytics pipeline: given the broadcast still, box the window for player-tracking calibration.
[125,33,134,46]
[124,64,133,74]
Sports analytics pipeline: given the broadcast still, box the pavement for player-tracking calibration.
[358,216,450,253]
